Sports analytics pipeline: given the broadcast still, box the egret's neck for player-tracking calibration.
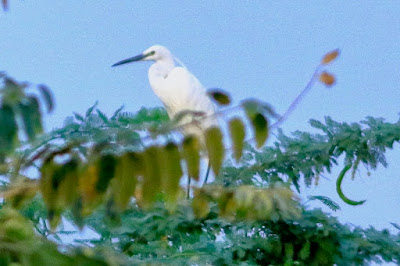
[148,59,175,90]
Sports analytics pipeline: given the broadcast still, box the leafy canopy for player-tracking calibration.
[0,50,400,265]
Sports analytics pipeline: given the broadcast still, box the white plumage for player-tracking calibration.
[113,45,217,140]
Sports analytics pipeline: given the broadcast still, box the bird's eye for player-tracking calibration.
[149,51,155,56]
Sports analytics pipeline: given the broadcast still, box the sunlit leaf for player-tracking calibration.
[319,71,335,87]
[234,186,255,218]
[6,181,37,208]
[192,190,210,219]
[142,146,163,207]
[162,142,183,207]
[182,136,201,181]
[254,191,273,219]
[38,84,54,113]
[112,153,140,210]
[207,89,231,106]
[57,158,80,208]
[79,164,99,212]
[217,190,235,218]
[204,127,224,175]
[40,159,63,229]
[40,160,57,210]
[18,96,43,140]
[229,118,246,162]
[321,49,340,65]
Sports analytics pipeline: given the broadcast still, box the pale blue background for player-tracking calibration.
[1,1,399,232]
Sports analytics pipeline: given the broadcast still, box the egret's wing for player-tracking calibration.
[163,67,216,117]
[160,67,218,135]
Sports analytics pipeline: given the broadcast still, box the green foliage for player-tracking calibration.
[0,74,53,163]
[0,206,122,265]
[219,116,400,193]
[336,164,366,205]
[1,73,400,265]
[73,204,400,265]
[0,104,17,162]
[229,118,246,162]
[207,89,231,106]
[18,96,43,141]
[204,127,224,175]
[307,195,340,212]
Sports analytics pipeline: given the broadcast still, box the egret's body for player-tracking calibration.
[113,45,217,140]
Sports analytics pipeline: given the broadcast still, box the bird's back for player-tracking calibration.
[151,66,217,138]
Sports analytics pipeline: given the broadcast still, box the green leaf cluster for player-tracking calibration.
[219,116,400,193]
[0,74,53,163]
[1,74,400,265]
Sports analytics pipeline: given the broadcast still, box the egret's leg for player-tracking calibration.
[187,176,191,199]
[203,159,211,186]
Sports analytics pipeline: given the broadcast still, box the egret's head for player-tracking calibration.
[112,45,173,67]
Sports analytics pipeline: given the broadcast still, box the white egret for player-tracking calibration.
[112,45,217,184]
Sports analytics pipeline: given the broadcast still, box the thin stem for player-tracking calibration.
[203,159,211,186]
[272,64,322,129]
[186,176,191,199]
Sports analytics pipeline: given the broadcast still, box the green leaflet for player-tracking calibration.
[142,146,163,207]
[85,101,98,118]
[73,112,85,122]
[112,153,140,210]
[96,109,109,123]
[182,136,201,181]
[162,142,183,208]
[0,104,18,160]
[192,190,210,219]
[37,84,54,113]
[242,100,259,123]
[242,100,270,148]
[2,77,24,104]
[18,96,43,141]
[40,158,79,229]
[299,242,311,260]
[251,113,269,148]
[96,154,116,193]
[204,127,224,175]
[307,195,340,211]
[39,160,61,229]
[57,158,79,208]
[40,160,57,211]
[229,118,246,162]
[207,89,231,106]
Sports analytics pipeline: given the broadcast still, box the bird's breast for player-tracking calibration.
[149,66,218,136]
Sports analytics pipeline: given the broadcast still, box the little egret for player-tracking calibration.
[112,45,217,184]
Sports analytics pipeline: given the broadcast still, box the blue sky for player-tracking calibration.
[1,2,399,230]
